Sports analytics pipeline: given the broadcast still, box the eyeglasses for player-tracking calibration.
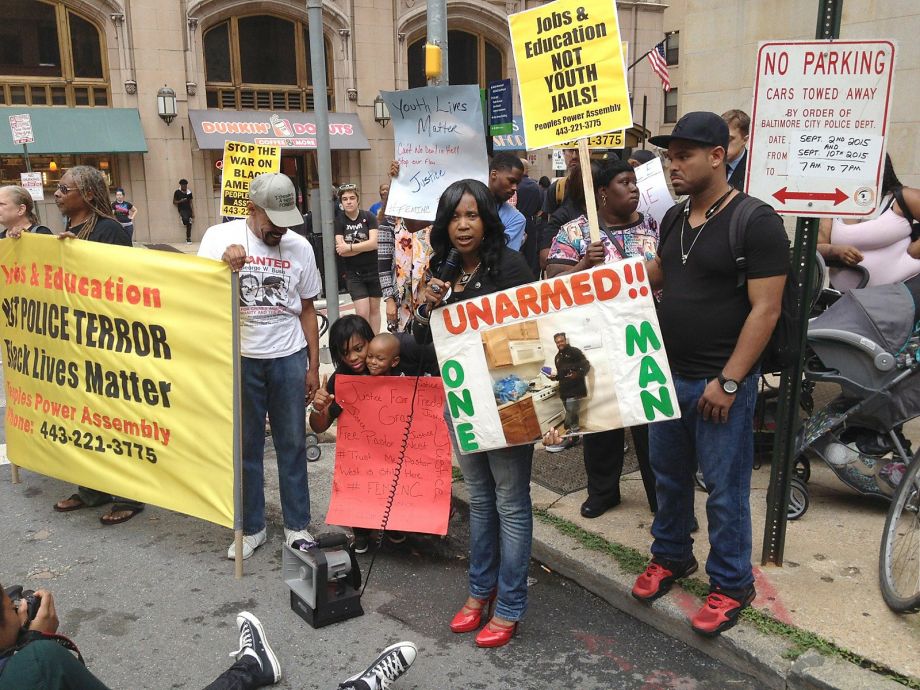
[56,184,74,195]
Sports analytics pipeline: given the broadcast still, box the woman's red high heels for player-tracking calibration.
[449,594,495,633]
[475,616,518,648]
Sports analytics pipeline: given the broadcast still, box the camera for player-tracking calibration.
[4,585,40,622]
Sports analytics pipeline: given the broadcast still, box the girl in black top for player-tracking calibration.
[0,185,53,238]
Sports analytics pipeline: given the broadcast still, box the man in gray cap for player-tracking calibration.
[199,173,322,560]
[630,112,788,636]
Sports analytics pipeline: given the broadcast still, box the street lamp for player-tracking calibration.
[157,86,178,125]
[373,95,390,127]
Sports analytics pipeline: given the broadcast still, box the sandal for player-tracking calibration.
[100,504,144,526]
[53,494,88,512]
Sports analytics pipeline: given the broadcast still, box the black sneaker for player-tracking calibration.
[338,641,418,689]
[230,611,280,684]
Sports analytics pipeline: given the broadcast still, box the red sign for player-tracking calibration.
[325,376,452,535]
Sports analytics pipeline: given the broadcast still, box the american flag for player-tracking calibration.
[647,41,671,92]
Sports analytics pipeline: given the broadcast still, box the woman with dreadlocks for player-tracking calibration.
[53,166,131,246]
[50,166,141,524]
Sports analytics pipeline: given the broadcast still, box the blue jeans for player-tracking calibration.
[648,371,759,591]
[562,397,582,431]
[447,414,534,621]
[241,348,310,535]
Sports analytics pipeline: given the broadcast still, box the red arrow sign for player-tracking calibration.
[772,187,848,206]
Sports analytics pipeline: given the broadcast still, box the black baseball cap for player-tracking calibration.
[649,111,729,150]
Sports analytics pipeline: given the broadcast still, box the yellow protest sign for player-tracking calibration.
[220,141,280,218]
[0,235,237,527]
[554,131,625,149]
[509,0,632,150]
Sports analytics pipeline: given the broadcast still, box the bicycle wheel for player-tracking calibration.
[879,451,920,613]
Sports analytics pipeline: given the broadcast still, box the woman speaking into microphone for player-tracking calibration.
[416,179,534,648]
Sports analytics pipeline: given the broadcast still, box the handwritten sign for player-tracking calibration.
[20,173,44,202]
[219,141,280,218]
[9,114,33,145]
[786,131,884,179]
[508,0,632,150]
[381,86,489,222]
[325,376,452,535]
[746,40,895,217]
[634,158,674,227]
[431,261,679,452]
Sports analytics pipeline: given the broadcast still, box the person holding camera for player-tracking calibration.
[0,584,417,689]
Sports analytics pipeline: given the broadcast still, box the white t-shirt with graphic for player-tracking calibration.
[198,218,322,359]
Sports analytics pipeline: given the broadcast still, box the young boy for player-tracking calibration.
[311,332,404,552]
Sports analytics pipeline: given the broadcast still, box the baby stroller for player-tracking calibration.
[794,283,920,518]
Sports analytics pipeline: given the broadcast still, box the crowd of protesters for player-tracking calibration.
[4,103,920,683]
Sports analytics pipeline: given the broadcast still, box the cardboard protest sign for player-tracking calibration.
[0,234,236,527]
[509,0,632,150]
[382,85,489,222]
[325,376,452,535]
[220,141,280,218]
[431,261,678,453]
[635,158,675,228]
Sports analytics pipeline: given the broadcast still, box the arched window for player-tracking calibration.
[204,15,333,111]
[0,0,108,106]
[408,30,503,88]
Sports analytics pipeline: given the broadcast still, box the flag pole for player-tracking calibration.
[626,32,674,72]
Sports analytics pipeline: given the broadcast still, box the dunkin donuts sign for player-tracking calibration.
[189,110,370,150]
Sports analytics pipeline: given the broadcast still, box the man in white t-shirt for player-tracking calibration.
[199,173,322,559]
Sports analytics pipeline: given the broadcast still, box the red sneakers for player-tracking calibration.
[690,586,757,637]
[631,557,699,602]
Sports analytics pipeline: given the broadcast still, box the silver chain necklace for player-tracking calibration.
[679,188,734,265]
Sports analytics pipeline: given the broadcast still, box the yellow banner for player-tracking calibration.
[509,0,632,150]
[220,141,281,218]
[0,235,237,527]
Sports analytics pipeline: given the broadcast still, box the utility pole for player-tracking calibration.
[426,0,448,86]
[761,0,843,566]
[306,0,339,322]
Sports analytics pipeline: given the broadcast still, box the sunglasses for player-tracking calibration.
[56,183,75,195]
[338,183,358,195]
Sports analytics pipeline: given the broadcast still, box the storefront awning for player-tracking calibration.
[0,108,147,155]
[188,110,370,150]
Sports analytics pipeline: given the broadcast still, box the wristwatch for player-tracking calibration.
[717,373,739,395]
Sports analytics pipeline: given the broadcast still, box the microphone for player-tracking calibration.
[436,248,462,287]
[413,248,462,338]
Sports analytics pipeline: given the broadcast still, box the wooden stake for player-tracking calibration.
[577,138,600,242]
[11,463,20,484]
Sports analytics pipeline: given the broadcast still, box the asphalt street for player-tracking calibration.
[1,459,768,690]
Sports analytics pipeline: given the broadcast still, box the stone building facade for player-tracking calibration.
[0,0,669,241]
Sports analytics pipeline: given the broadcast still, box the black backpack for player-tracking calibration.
[659,194,796,374]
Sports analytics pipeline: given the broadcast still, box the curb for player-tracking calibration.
[450,478,908,690]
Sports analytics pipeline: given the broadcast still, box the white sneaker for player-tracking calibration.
[284,527,315,548]
[227,529,267,560]
[338,641,418,689]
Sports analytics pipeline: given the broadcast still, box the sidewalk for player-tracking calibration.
[296,428,919,689]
